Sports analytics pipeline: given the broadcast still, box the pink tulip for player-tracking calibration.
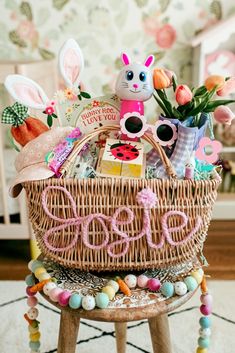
[214,106,234,125]
[175,85,193,105]
[217,77,235,96]
[163,69,175,87]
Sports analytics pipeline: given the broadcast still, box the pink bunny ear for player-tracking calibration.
[59,38,84,87]
[4,74,49,110]
[144,55,154,67]
[121,53,130,66]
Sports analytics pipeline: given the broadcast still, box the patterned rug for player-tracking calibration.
[0,281,234,353]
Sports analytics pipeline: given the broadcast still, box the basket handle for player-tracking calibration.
[61,125,177,179]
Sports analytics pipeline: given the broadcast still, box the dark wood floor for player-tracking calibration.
[0,220,234,280]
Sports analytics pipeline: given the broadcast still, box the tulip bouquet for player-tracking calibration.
[153,69,235,127]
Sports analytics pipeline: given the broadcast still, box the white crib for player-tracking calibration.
[0,60,58,244]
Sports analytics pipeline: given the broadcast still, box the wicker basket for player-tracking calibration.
[23,125,221,271]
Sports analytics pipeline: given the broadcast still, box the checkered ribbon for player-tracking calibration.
[2,102,28,126]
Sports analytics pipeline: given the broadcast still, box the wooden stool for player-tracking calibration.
[41,259,197,353]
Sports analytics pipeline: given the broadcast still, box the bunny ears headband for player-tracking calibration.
[121,52,154,67]
[4,38,84,126]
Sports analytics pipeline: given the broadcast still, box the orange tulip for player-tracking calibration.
[217,77,235,96]
[205,75,225,91]
[153,68,171,89]
[214,106,234,125]
[175,85,193,105]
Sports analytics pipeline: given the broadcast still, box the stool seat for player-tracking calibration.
[40,258,198,352]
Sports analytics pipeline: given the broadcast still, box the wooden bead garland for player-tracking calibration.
[25,260,210,353]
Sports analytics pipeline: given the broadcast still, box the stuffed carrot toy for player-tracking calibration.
[2,102,49,147]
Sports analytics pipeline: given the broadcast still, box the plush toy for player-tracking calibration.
[115,52,154,140]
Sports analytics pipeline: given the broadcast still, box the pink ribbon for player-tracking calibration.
[41,186,202,258]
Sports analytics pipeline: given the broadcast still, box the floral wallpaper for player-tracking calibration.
[0,0,235,103]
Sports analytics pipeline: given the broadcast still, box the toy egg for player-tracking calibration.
[82,295,96,311]
[137,274,149,288]
[49,287,64,302]
[95,293,110,309]
[43,282,57,295]
[34,267,47,279]
[124,274,137,289]
[69,293,82,309]
[29,341,40,350]
[38,272,51,282]
[107,280,119,293]
[30,331,41,342]
[184,276,198,292]
[25,274,36,287]
[26,286,35,297]
[160,282,174,297]
[102,286,116,300]
[58,290,71,307]
[28,259,35,271]
[200,294,213,306]
[198,337,210,349]
[199,316,211,329]
[28,325,39,334]
[196,348,208,353]
[199,327,211,338]
[147,278,161,292]
[27,296,38,307]
[200,304,212,316]
[31,260,43,273]
[174,281,187,296]
[191,270,203,284]
[27,307,39,320]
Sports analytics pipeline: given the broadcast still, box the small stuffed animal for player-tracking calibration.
[115,52,154,140]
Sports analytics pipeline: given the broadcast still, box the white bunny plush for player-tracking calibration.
[115,53,154,140]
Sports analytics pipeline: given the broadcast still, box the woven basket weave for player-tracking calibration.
[23,125,220,271]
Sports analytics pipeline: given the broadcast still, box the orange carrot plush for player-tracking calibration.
[115,277,131,296]
[2,102,48,146]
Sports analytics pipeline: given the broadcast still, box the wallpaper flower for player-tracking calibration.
[0,0,235,104]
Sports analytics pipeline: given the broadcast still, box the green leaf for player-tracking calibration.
[20,1,33,20]
[204,99,235,113]
[210,0,222,20]
[194,85,207,97]
[172,75,177,92]
[156,89,173,116]
[53,0,70,10]
[9,30,27,48]
[159,0,171,12]
[52,113,57,118]
[172,107,184,120]
[153,94,169,117]
[38,48,55,60]
[77,94,82,101]
[47,115,53,127]
[80,91,91,99]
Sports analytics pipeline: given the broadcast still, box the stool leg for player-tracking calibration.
[114,322,127,353]
[58,310,80,353]
[148,314,172,353]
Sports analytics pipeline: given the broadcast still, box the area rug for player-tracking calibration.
[0,281,234,353]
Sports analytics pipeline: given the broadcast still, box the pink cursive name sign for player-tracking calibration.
[42,186,202,258]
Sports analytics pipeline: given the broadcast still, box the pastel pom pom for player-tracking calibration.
[27,296,38,307]
[27,307,39,320]
[184,276,198,291]
[199,317,211,329]
[174,281,187,296]
[82,295,96,310]
[49,287,64,302]
[200,304,212,316]
[34,267,47,279]
[107,280,119,293]
[137,275,149,288]
[25,274,36,286]
[29,341,40,350]
[95,293,109,309]
[69,293,82,309]
[58,290,71,307]
[160,282,174,297]
[200,294,213,306]
[199,327,211,338]
[147,278,161,292]
[102,286,115,300]
[43,282,57,295]
[124,274,137,289]
[198,337,210,349]
[31,260,43,273]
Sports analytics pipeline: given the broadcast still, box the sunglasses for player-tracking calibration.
[120,113,178,146]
